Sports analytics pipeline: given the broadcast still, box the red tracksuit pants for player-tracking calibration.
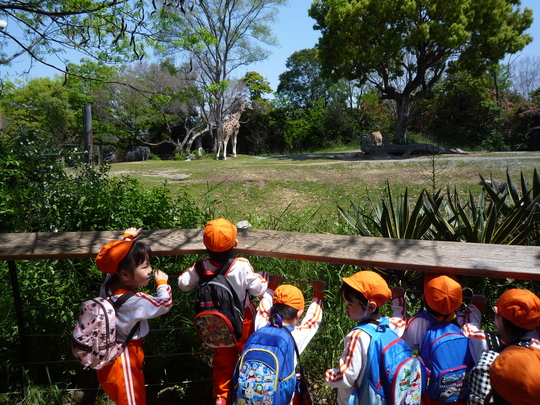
[96,339,146,405]
[213,306,255,401]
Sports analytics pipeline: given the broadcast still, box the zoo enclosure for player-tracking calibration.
[1,228,540,401]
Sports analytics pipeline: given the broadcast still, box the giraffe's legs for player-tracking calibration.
[222,136,230,160]
[231,131,238,158]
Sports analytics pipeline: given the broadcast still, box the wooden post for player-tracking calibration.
[83,104,93,166]
[8,261,28,394]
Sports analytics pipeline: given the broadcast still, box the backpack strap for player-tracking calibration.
[195,257,249,308]
[110,290,140,346]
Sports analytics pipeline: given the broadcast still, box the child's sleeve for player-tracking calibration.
[461,323,488,362]
[325,329,369,391]
[177,263,199,292]
[238,258,268,297]
[401,314,430,351]
[254,287,274,331]
[293,291,324,354]
[458,303,483,329]
[132,281,173,320]
[388,295,408,336]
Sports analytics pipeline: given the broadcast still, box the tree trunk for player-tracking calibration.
[394,96,411,140]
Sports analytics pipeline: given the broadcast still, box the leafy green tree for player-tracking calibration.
[426,73,500,147]
[309,0,533,140]
[153,0,286,152]
[242,71,272,104]
[1,77,83,143]
[277,48,339,108]
[0,0,187,75]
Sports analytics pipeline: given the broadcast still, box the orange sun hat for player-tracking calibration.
[95,239,134,274]
[342,271,391,308]
[490,346,540,405]
[203,218,238,252]
[273,285,305,311]
[496,289,540,330]
[424,273,463,315]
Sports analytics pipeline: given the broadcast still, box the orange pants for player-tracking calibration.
[96,339,146,405]
[213,306,255,400]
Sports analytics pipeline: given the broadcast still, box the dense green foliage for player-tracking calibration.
[309,0,533,139]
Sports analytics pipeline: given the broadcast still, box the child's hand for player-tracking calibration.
[154,269,169,283]
[392,287,405,299]
[268,274,284,286]
[470,295,487,312]
[124,227,142,239]
[312,280,326,293]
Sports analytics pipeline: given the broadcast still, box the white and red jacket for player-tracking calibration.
[177,256,268,308]
[254,285,324,364]
[100,277,173,341]
[324,298,407,405]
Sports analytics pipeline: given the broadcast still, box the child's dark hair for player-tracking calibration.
[270,303,299,321]
[207,247,234,264]
[500,315,530,338]
[117,241,152,274]
[341,283,379,313]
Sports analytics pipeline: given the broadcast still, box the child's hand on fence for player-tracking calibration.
[470,294,487,313]
[154,269,169,284]
[124,227,142,239]
[312,280,326,293]
[391,287,405,299]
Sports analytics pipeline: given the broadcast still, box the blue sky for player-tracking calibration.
[3,0,539,92]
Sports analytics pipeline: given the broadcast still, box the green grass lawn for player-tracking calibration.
[107,151,540,226]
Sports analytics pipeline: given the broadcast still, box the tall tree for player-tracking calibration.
[154,0,285,152]
[0,0,187,75]
[309,0,533,140]
[277,48,343,109]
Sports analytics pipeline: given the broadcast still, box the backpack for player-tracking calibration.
[468,334,529,405]
[418,312,474,403]
[349,317,426,405]
[232,315,297,405]
[193,258,246,348]
[71,291,140,370]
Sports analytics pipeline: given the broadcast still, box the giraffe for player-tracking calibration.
[216,101,251,160]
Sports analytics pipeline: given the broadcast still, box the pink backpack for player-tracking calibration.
[71,292,139,370]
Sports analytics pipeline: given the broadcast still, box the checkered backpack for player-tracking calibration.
[468,333,529,405]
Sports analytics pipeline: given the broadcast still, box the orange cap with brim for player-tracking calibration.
[496,289,540,330]
[342,271,391,308]
[96,238,135,274]
[273,285,305,311]
[203,218,237,252]
[424,273,462,315]
[490,346,540,405]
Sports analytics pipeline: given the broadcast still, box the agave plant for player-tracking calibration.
[338,181,435,240]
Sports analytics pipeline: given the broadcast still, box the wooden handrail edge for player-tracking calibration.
[1,229,539,280]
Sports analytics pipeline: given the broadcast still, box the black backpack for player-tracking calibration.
[193,258,246,348]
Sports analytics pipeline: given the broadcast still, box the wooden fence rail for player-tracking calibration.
[1,228,540,280]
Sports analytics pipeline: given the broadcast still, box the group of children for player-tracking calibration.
[92,218,540,405]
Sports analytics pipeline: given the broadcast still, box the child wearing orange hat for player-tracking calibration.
[252,276,325,404]
[95,227,173,405]
[489,345,540,405]
[393,273,485,353]
[177,218,268,405]
[325,270,406,405]
[255,275,326,361]
[464,288,540,405]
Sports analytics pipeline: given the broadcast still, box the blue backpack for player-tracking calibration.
[417,311,474,403]
[232,315,296,405]
[349,317,425,405]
